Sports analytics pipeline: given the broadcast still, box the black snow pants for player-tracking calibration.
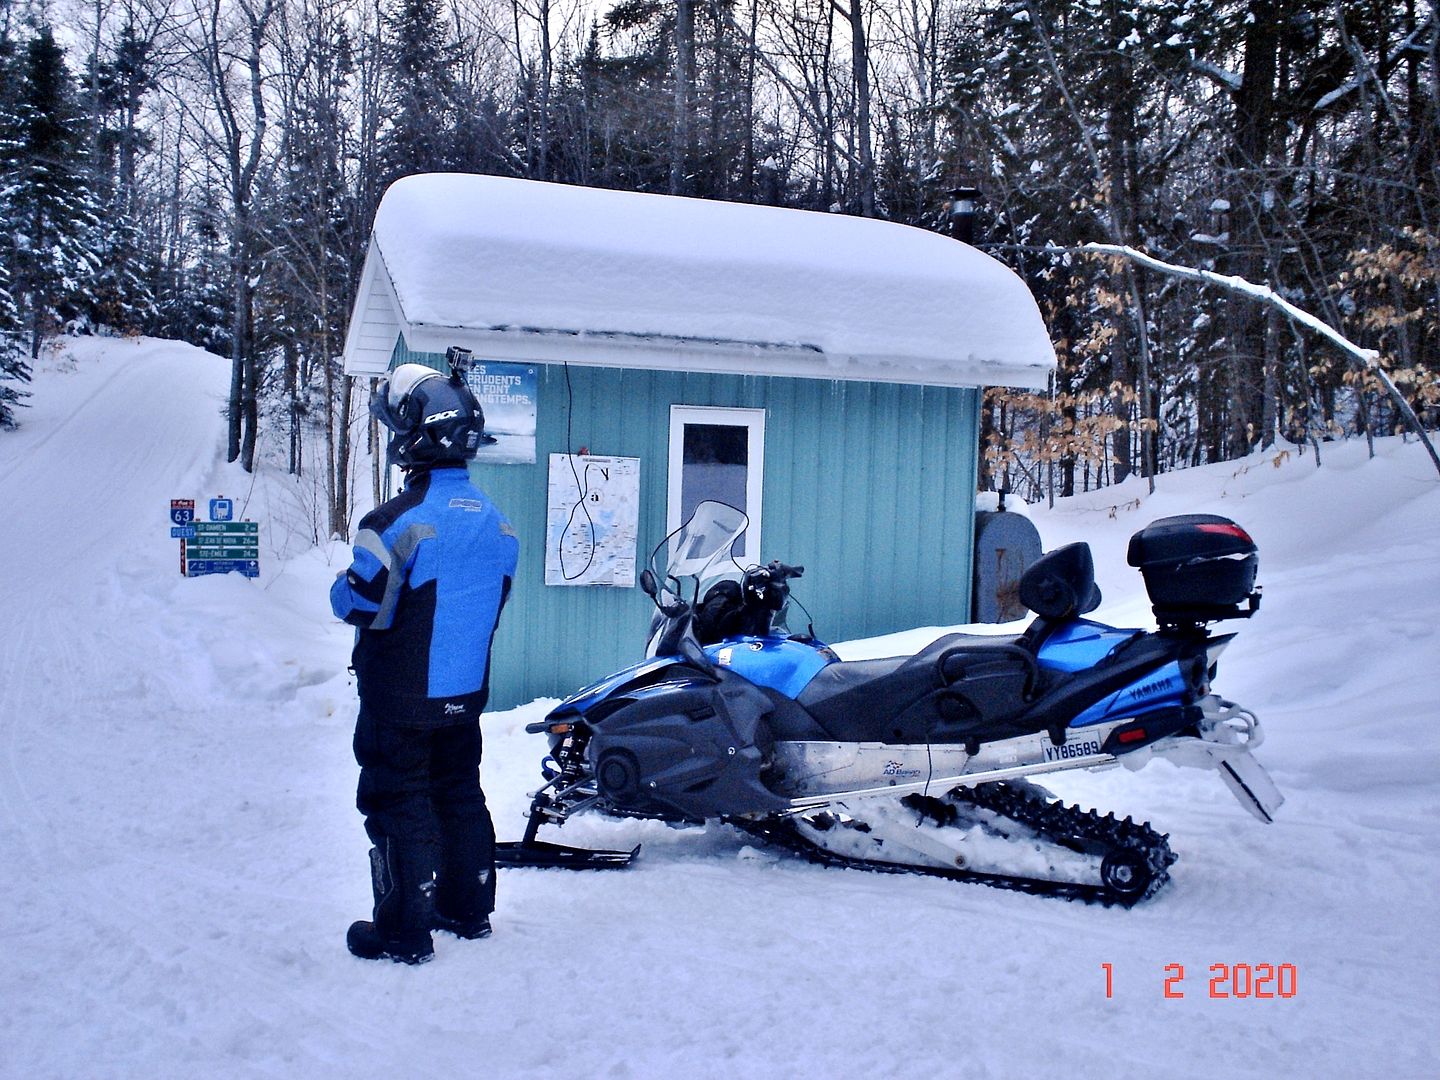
[353,706,497,935]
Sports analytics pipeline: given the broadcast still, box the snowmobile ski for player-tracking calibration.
[495,838,639,870]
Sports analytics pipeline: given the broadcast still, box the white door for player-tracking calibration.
[667,405,766,564]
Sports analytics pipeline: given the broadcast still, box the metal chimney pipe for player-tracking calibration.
[948,186,982,244]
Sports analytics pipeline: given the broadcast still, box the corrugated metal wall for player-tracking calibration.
[393,346,980,709]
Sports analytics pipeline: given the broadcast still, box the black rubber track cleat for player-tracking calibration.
[346,920,435,964]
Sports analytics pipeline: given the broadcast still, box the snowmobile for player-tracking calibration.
[498,501,1282,905]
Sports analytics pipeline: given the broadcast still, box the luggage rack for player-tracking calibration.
[1153,588,1262,631]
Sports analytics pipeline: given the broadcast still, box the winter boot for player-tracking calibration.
[432,823,495,941]
[348,843,435,964]
[432,910,492,940]
[346,920,434,964]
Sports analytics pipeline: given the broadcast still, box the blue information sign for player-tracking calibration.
[171,525,196,539]
[209,498,234,522]
[186,558,260,579]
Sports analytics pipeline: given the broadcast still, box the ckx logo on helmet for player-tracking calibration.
[371,361,488,467]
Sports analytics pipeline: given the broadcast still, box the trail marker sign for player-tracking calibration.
[174,503,260,578]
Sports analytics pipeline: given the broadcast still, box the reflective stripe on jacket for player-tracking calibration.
[331,467,518,727]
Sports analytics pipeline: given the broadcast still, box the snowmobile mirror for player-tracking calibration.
[639,568,658,599]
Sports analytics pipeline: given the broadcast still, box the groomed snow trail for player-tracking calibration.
[1,339,1436,1079]
[0,341,370,1076]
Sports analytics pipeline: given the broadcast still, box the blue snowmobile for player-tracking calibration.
[500,501,1282,905]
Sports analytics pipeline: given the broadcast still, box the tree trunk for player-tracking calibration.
[331,371,353,539]
[742,0,759,199]
[1223,0,1280,459]
[227,245,244,463]
[1260,305,1280,448]
[284,338,299,474]
[672,0,696,195]
[844,0,875,216]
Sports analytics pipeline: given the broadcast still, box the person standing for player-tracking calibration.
[331,359,519,964]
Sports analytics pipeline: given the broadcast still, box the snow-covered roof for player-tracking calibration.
[342,173,1055,389]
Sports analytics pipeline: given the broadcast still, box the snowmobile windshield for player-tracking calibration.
[657,500,749,589]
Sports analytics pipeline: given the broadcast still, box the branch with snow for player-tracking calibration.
[1080,242,1440,479]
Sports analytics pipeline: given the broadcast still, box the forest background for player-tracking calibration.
[0,0,1434,539]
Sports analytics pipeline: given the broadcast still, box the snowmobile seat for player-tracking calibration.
[796,633,1038,743]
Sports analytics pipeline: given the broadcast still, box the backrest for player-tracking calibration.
[1018,542,1102,622]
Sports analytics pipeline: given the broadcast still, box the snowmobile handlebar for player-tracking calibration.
[743,560,804,587]
[741,562,803,613]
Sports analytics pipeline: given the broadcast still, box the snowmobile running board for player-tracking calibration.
[495,838,639,870]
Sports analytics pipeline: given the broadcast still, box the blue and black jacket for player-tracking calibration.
[331,467,519,728]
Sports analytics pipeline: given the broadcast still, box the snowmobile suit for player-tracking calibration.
[331,466,519,728]
[331,465,518,954]
[352,707,495,945]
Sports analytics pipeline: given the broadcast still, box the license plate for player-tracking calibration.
[1042,735,1104,763]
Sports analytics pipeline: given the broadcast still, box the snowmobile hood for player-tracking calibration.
[538,655,683,726]
[706,636,838,699]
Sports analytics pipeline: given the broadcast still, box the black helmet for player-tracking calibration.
[371,363,489,468]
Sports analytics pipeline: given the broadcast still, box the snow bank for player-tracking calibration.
[2,338,1437,1078]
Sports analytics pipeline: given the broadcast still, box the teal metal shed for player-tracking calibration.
[342,175,1055,709]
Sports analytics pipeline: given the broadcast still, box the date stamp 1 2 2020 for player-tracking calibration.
[1102,962,1298,999]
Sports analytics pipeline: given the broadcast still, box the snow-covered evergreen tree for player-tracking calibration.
[9,26,102,358]
[377,0,463,182]
[0,25,31,428]
[263,4,355,480]
[155,187,232,356]
[0,272,25,429]
[86,19,159,335]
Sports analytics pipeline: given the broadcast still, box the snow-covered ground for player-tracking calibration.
[2,338,1436,1078]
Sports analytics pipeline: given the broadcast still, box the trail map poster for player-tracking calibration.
[466,361,537,464]
[545,454,641,587]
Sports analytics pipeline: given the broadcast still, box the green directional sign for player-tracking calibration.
[193,521,259,535]
[179,517,260,578]
[186,543,260,559]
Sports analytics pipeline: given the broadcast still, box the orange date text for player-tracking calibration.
[1101,962,1298,999]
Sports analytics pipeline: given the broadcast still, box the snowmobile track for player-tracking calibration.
[731,781,1177,907]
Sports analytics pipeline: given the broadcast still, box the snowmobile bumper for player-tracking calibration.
[495,839,639,870]
[1146,739,1283,822]
[1142,696,1284,822]
[1215,748,1284,823]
